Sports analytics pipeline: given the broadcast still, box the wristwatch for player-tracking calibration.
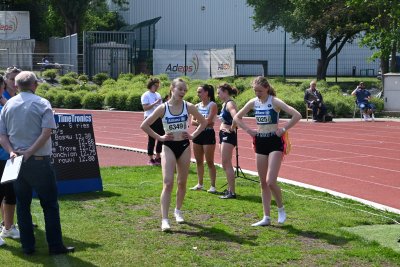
[282,127,286,132]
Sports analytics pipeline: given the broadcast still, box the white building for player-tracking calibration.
[109,0,379,77]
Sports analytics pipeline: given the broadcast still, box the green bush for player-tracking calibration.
[60,76,78,86]
[126,93,143,111]
[81,92,104,109]
[93,73,110,86]
[37,83,51,91]
[64,92,82,109]
[78,74,89,83]
[118,73,135,81]
[42,69,58,81]
[104,91,120,109]
[64,72,78,79]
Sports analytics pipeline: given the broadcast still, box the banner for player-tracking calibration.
[153,48,235,79]
[0,11,30,40]
[211,48,235,78]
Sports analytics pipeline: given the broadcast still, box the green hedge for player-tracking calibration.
[37,74,383,116]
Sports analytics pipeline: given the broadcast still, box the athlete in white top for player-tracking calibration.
[140,78,207,232]
[234,76,301,227]
[189,85,218,193]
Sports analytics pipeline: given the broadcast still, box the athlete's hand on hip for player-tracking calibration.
[181,131,192,140]
[159,133,174,142]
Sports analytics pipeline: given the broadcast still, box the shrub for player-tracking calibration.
[104,91,120,109]
[53,91,66,108]
[126,93,143,111]
[43,69,58,81]
[37,83,51,91]
[81,92,104,109]
[64,72,78,79]
[60,76,78,86]
[45,90,58,106]
[93,72,110,86]
[118,73,135,81]
[102,78,116,86]
[78,74,89,83]
[64,92,82,109]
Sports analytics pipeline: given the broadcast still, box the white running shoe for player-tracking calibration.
[190,184,203,190]
[0,236,5,246]
[363,114,369,121]
[371,114,375,121]
[174,208,185,223]
[0,225,20,239]
[161,219,171,232]
[278,207,286,224]
[207,186,217,193]
[251,216,271,226]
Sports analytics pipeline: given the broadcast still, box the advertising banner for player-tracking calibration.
[154,48,235,79]
[0,11,30,40]
[210,48,235,78]
[153,49,210,79]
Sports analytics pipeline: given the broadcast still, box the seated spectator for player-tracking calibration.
[304,80,327,122]
[351,82,375,121]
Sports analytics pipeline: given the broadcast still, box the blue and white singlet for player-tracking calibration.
[162,101,189,134]
[254,96,279,125]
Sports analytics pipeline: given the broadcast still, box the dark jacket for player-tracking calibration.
[304,88,324,107]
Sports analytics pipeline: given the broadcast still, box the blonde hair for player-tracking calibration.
[252,76,276,96]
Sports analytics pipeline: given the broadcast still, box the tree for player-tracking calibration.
[49,0,128,35]
[247,0,372,80]
[347,0,400,74]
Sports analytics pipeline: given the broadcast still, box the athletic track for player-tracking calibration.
[55,109,400,213]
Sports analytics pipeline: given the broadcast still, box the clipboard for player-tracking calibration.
[1,155,24,184]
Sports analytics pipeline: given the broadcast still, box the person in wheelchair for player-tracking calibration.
[351,82,375,121]
[304,80,327,122]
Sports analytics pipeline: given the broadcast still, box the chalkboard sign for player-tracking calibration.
[51,113,103,195]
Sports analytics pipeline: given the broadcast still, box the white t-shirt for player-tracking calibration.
[141,91,162,117]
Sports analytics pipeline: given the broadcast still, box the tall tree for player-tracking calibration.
[49,0,128,35]
[347,0,400,74]
[247,0,371,80]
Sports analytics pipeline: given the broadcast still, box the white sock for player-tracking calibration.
[278,206,286,224]
[251,216,270,226]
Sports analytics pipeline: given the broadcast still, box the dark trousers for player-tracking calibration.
[310,102,327,120]
[13,157,64,253]
[147,118,164,156]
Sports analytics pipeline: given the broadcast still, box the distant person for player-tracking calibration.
[0,75,19,246]
[141,77,164,165]
[351,82,375,121]
[190,84,218,193]
[217,83,239,199]
[0,71,74,255]
[42,56,51,70]
[234,76,301,226]
[4,66,21,99]
[304,80,327,122]
[140,78,206,232]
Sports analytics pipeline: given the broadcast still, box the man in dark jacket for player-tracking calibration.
[304,80,327,122]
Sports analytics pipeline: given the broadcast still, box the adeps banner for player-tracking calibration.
[0,11,30,40]
[153,48,235,79]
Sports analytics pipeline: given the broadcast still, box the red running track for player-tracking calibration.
[55,109,400,211]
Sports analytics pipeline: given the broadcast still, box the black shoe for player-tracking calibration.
[49,246,75,255]
[219,192,236,199]
[23,249,35,256]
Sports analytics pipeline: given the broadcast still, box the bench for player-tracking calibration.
[359,68,375,77]
[236,60,268,76]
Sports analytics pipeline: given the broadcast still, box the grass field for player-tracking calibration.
[0,165,399,266]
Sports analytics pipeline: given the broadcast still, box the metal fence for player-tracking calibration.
[0,38,380,79]
[156,43,380,77]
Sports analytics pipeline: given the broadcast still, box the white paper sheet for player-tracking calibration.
[1,155,23,184]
